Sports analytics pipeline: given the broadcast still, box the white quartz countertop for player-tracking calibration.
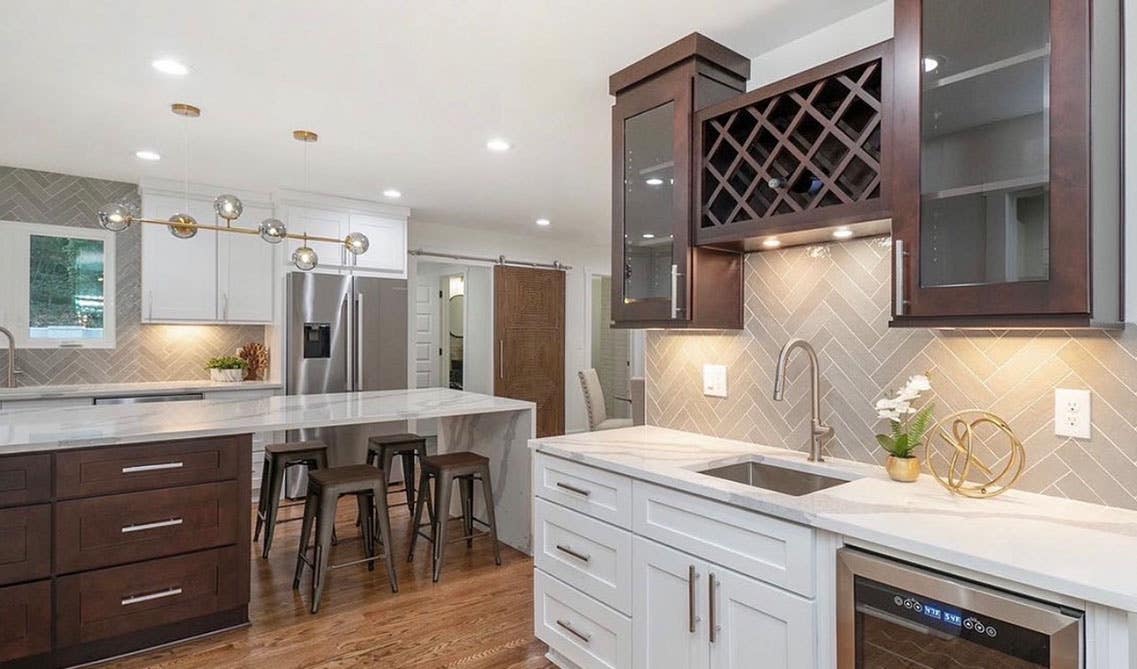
[534,425,1137,613]
[0,388,533,452]
[0,380,282,402]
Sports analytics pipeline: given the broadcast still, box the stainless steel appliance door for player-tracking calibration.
[837,548,1082,668]
[353,277,408,392]
[286,272,351,397]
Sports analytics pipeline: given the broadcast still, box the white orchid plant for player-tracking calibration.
[874,374,934,459]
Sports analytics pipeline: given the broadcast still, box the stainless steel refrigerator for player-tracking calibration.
[285,272,408,494]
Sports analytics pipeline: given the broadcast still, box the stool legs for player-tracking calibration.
[459,477,474,549]
[311,493,338,613]
[432,472,454,583]
[372,482,399,593]
[480,468,502,566]
[261,459,288,559]
[400,452,417,510]
[253,457,272,543]
[292,490,318,590]
[407,469,431,562]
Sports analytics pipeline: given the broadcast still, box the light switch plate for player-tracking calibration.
[703,364,727,398]
[1054,388,1091,439]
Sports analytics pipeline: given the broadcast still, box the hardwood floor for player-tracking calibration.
[103,498,554,669]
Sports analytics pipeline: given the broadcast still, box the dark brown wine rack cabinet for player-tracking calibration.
[694,42,893,249]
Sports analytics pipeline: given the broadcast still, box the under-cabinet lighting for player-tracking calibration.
[833,227,854,239]
[762,238,781,249]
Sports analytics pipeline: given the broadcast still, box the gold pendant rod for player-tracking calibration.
[132,217,345,245]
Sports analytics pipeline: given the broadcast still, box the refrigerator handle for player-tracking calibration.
[344,293,353,392]
[355,292,364,391]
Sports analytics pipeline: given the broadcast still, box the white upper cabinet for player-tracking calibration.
[274,189,409,279]
[140,179,275,324]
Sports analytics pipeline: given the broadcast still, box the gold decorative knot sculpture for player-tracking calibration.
[924,410,1026,499]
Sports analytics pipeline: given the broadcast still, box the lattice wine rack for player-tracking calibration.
[696,47,889,240]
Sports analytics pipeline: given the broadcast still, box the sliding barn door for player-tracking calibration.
[494,265,565,437]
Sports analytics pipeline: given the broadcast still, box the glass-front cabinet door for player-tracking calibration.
[612,68,692,324]
[890,0,1116,326]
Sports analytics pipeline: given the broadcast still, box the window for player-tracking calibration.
[0,221,116,348]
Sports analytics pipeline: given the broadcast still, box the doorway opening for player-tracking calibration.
[589,274,632,421]
[413,262,493,395]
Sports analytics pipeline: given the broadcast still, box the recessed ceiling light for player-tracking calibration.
[486,137,511,152]
[923,56,940,73]
[833,227,854,239]
[535,218,551,227]
[135,149,161,161]
[642,233,656,239]
[382,188,402,199]
[645,177,664,186]
[762,238,781,249]
[151,58,189,76]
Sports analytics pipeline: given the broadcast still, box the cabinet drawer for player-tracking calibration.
[56,545,243,647]
[535,569,632,669]
[0,454,51,507]
[534,454,632,529]
[0,505,50,585]
[632,480,815,597]
[56,481,240,573]
[535,499,632,615]
[0,580,51,663]
[56,436,240,499]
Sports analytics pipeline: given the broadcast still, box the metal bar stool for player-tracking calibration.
[254,440,328,558]
[407,452,502,582]
[365,433,429,511]
[292,464,397,613]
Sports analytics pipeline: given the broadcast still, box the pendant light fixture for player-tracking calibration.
[96,106,368,272]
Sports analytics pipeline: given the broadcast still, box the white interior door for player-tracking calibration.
[413,281,438,388]
[633,537,709,669]
[709,566,815,669]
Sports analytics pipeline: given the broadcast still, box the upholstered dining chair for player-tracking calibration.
[579,369,634,431]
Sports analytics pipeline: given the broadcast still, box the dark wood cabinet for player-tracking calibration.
[890,0,1123,327]
[694,42,893,250]
[0,580,51,664]
[610,33,749,328]
[0,505,50,585]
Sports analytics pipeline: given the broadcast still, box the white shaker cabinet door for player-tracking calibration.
[347,212,406,277]
[708,566,816,669]
[632,537,709,669]
[284,206,347,270]
[217,203,274,322]
[141,194,218,322]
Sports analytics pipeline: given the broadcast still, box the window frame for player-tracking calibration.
[0,220,117,349]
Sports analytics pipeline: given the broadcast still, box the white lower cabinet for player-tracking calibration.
[633,537,708,669]
[535,569,633,669]
[707,560,815,669]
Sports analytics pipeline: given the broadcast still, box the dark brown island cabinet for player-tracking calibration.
[0,436,251,668]
[610,33,750,329]
[890,0,1124,328]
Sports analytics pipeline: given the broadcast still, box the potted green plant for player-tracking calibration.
[206,356,248,382]
[874,375,934,482]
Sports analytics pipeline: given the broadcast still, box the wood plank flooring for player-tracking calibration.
[103,498,554,669]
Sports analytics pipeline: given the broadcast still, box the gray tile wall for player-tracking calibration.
[646,235,1137,509]
[0,166,264,384]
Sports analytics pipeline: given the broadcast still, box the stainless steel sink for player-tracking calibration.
[697,461,848,496]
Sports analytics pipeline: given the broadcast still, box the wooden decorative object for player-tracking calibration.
[924,410,1026,499]
[237,342,269,381]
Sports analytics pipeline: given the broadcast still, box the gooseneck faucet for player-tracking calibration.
[772,338,833,462]
[0,326,15,388]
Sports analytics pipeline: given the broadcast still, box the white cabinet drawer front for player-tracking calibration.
[632,481,815,597]
[535,569,632,669]
[535,499,632,615]
[534,454,632,528]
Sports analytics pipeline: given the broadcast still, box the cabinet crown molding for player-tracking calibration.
[273,188,410,219]
[138,177,273,208]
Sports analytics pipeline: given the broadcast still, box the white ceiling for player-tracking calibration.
[0,0,883,245]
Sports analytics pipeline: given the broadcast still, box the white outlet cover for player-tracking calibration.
[1054,388,1091,439]
[703,364,728,398]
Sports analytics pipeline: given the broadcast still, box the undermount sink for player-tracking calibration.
[697,461,848,497]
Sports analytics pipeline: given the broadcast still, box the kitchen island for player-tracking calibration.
[0,388,534,668]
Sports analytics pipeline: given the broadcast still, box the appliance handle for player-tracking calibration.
[344,293,353,391]
[355,291,364,390]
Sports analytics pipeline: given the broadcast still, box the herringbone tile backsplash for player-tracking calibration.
[647,236,1137,509]
[0,166,264,385]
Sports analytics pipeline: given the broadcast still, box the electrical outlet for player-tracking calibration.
[703,364,727,398]
[1054,388,1091,439]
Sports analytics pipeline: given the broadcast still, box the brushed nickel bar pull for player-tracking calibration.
[670,264,681,319]
[688,565,697,633]
[555,544,591,563]
[121,586,182,606]
[121,461,184,474]
[555,481,591,497]
[499,340,504,379]
[894,239,907,316]
[121,517,183,534]
[709,572,718,643]
[556,619,591,643]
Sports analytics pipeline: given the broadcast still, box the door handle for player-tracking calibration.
[498,340,504,379]
[894,239,907,316]
[688,565,698,634]
[121,586,183,606]
[355,292,364,390]
[222,292,229,320]
[122,517,183,534]
[147,290,153,321]
[121,462,183,474]
[344,294,353,391]
[709,572,718,643]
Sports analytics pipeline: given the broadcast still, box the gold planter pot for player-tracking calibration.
[885,455,921,483]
